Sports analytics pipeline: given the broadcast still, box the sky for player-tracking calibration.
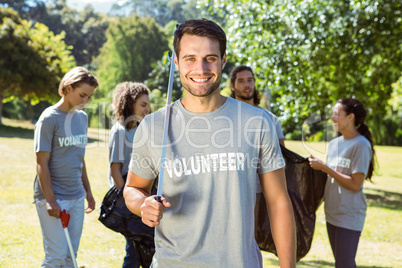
[66,0,119,13]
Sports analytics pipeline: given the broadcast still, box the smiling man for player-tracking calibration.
[124,19,296,268]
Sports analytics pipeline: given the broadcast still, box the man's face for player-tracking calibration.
[174,34,226,98]
[231,70,255,101]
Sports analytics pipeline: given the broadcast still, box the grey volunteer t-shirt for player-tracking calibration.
[258,107,284,139]
[324,135,372,231]
[34,106,87,201]
[129,97,285,268]
[108,122,138,188]
[256,107,284,193]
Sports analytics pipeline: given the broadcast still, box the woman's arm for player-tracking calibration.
[36,151,61,218]
[81,160,95,213]
[309,156,365,192]
[110,162,125,189]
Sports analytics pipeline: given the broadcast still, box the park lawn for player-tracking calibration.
[0,120,401,267]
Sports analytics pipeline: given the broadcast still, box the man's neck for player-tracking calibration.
[181,93,227,113]
[236,97,256,107]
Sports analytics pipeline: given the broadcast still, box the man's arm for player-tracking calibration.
[278,138,285,147]
[124,171,170,227]
[259,167,296,268]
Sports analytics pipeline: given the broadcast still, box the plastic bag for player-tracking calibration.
[255,145,327,261]
[99,177,157,267]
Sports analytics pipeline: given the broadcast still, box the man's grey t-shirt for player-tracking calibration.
[129,97,285,268]
[256,107,284,193]
[258,107,284,139]
[325,135,372,231]
[108,122,137,188]
[34,106,87,200]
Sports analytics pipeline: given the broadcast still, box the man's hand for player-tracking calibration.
[141,195,171,227]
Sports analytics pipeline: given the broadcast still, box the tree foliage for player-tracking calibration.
[111,0,204,26]
[3,0,109,67]
[35,0,109,67]
[0,7,75,124]
[94,14,169,99]
[200,0,402,144]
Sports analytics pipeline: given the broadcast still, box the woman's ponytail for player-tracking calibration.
[357,123,375,181]
[338,98,376,181]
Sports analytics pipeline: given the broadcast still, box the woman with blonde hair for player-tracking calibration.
[34,67,98,267]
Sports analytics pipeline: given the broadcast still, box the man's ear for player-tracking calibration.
[221,52,227,70]
[230,83,235,91]
[174,54,179,70]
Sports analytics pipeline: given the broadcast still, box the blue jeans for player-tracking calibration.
[123,237,140,268]
[326,222,361,268]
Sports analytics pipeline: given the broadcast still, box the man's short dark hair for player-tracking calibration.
[174,19,227,59]
[229,65,261,105]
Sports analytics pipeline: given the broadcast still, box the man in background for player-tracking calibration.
[230,65,285,146]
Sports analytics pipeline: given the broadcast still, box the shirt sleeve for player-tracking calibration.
[128,119,158,180]
[109,127,125,164]
[34,116,54,153]
[272,115,284,139]
[351,139,372,176]
[257,112,286,174]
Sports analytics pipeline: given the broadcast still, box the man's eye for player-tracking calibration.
[206,57,216,62]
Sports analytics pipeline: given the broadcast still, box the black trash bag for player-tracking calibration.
[255,145,327,261]
[99,177,158,267]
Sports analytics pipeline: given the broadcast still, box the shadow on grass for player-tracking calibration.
[298,259,389,268]
[365,188,402,211]
[0,124,100,143]
[297,260,334,267]
[0,124,34,139]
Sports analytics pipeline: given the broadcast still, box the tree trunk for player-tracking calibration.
[27,100,33,122]
[0,87,3,125]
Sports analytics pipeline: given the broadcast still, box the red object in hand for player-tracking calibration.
[60,210,70,228]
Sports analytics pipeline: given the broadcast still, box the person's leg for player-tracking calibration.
[123,237,140,268]
[35,199,69,268]
[63,196,85,268]
[327,222,361,268]
[326,222,337,258]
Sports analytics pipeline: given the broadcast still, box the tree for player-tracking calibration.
[200,0,402,144]
[110,0,208,26]
[3,0,109,67]
[93,14,169,99]
[38,0,109,67]
[0,7,75,124]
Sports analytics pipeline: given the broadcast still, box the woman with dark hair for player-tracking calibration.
[309,98,376,268]
[108,82,150,267]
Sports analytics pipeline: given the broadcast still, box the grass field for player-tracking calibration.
[0,118,401,267]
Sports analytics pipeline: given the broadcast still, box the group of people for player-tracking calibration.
[33,19,376,268]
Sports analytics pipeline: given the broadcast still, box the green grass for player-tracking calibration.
[0,120,401,267]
